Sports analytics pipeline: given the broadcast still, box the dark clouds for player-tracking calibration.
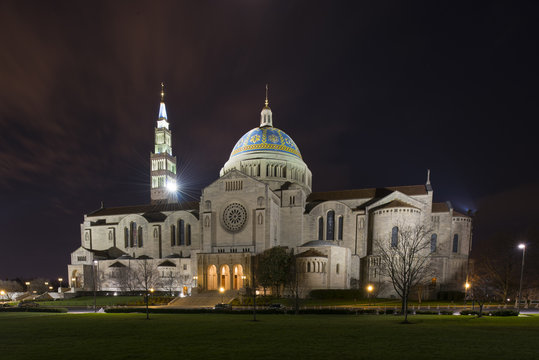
[0,1,538,278]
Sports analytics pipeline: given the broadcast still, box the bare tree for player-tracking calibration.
[161,271,179,296]
[115,265,137,292]
[376,224,433,323]
[133,259,161,320]
[468,263,495,316]
[0,280,23,300]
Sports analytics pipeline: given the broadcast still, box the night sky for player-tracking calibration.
[1,1,538,279]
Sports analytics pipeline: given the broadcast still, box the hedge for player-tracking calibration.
[0,307,68,313]
[460,309,519,316]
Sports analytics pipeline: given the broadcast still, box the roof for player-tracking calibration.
[432,202,450,213]
[87,201,199,217]
[84,247,126,260]
[375,199,419,210]
[109,261,126,268]
[296,249,328,258]
[300,240,341,247]
[307,185,427,202]
[158,260,177,267]
[453,210,470,218]
[230,126,302,159]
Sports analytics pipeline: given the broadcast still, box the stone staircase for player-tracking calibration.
[167,290,239,308]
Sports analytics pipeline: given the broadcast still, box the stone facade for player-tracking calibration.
[67,90,471,298]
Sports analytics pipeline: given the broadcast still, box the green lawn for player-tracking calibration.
[1,313,539,359]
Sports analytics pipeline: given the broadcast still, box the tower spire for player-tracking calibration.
[158,82,168,121]
[426,169,433,192]
[160,82,165,102]
[260,83,273,127]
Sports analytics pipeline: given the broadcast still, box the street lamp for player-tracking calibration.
[366,284,374,305]
[93,260,98,313]
[464,282,471,304]
[193,275,198,288]
[219,287,225,303]
[517,244,526,312]
[58,278,63,292]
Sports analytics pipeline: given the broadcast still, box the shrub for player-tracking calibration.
[0,307,68,313]
[490,310,519,317]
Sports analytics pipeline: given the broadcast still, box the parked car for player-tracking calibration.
[17,301,39,308]
[214,303,232,310]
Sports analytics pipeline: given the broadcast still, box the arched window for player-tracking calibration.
[307,262,311,272]
[336,264,340,274]
[124,227,129,248]
[178,220,185,246]
[452,234,459,253]
[430,234,437,253]
[318,217,324,240]
[338,216,343,240]
[130,222,137,247]
[186,224,191,246]
[391,226,399,248]
[327,211,335,240]
[170,225,176,246]
[138,226,143,247]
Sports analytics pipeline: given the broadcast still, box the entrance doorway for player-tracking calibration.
[220,265,230,290]
[207,265,217,290]
[233,264,244,290]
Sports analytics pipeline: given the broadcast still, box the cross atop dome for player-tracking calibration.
[260,83,273,127]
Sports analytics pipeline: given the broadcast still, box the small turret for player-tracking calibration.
[260,84,273,127]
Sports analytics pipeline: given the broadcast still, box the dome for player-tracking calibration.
[230,126,302,160]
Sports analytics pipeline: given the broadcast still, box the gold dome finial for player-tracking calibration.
[160,82,165,102]
[265,83,269,107]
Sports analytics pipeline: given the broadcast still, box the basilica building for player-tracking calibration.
[67,85,471,299]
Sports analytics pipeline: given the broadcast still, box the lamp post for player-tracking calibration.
[517,244,526,312]
[464,282,470,304]
[25,281,30,292]
[58,278,63,293]
[219,287,225,303]
[146,288,154,320]
[193,275,198,290]
[93,260,98,313]
[366,284,374,306]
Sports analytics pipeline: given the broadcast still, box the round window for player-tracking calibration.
[222,203,247,232]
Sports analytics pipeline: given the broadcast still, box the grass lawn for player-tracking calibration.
[2,313,539,359]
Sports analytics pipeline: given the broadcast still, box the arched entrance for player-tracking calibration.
[207,265,217,290]
[71,270,79,288]
[233,264,244,290]
[220,265,230,290]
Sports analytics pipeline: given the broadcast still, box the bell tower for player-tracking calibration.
[150,83,177,204]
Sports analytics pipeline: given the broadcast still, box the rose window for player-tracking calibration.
[222,203,247,232]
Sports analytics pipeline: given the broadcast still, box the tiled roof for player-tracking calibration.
[85,247,126,260]
[375,199,419,210]
[158,260,177,267]
[296,249,328,258]
[88,201,199,217]
[307,185,427,202]
[432,202,450,213]
[453,210,469,218]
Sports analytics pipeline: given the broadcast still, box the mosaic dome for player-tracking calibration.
[230,126,302,159]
